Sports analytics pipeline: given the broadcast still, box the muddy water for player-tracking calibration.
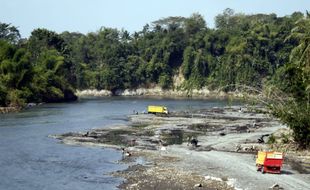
[0,97,240,190]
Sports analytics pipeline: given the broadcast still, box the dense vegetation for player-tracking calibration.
[56,10,304,92]
[0,9,309,147]
[0,25,77,106]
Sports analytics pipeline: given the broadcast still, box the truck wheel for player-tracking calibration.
[256,165,261,172]
[261,166,265,174]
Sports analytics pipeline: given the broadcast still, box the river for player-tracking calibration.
[0,97,239,190]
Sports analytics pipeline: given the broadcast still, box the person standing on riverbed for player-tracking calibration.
[121,148,132,157]
[158,140,167,151]
[187,136,198,147]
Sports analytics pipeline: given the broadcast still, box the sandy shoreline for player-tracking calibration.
[51,106,310,190]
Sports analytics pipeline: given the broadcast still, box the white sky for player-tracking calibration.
[1,0,309,38]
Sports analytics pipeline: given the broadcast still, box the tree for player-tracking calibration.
[184,13,206,36]
[32,49,77,102]
[0,22,20,44]
[0,40,34,106]
[268,14,310,148]
[28,28,66,60]
[287,14,310,97]
[0,82,7,106]
[215,8,235,30]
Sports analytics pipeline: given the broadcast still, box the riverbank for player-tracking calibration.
[1,87,247,114]
[51,106,310,190]
[0,103,44,114]
[0,106,21,114]
[76,87,247,99]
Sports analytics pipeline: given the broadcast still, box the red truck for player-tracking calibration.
[256,151,284,174]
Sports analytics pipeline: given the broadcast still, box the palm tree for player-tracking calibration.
[287,13,310,92]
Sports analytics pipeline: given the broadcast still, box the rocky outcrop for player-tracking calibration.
[76,87,246,98]
[76,89,113,97]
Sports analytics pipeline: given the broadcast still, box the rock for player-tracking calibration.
[219,132,226,136]
[269,183,284,190]
[26,103,37,107]
[235,144,241,152]
[76,89,112,97]
[257,134,270,143]
[194,183,203,187]
[235,144,258,152]
[204,175,223,181]
[75,87,247,98]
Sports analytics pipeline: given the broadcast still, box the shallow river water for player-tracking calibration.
[0,97,239,190]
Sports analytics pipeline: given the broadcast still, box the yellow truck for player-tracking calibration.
[147,105,168,114]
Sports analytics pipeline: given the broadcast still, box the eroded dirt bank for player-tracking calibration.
[51,106,310,190]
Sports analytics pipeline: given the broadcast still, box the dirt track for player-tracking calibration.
[167,127,310,190]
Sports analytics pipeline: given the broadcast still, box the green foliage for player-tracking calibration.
[159,73,172,89]
[281,133,290,144]
[182,46,195,79]
[0,83,7,106]
[268,134,276,144]
[0,28,76,107]
[51,11,300,93]
[270,99,310,148]
[266,15,310,148]
[0,22,20,44]
[6,89,26,107]
[28,28,65,56]
[184,13,206,37]
[1,12,306,99]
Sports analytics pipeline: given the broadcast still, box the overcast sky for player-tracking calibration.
[1,0,310,38]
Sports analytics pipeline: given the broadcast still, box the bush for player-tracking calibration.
[270,98,310,149]
[6,89,26,107]
[268,134,276,144]
[281,133,290,144]
[159,74,172,89]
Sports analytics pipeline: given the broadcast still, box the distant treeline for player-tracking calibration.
[0,9,309,107]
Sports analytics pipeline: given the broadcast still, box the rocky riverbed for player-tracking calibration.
[51,106,310,190]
